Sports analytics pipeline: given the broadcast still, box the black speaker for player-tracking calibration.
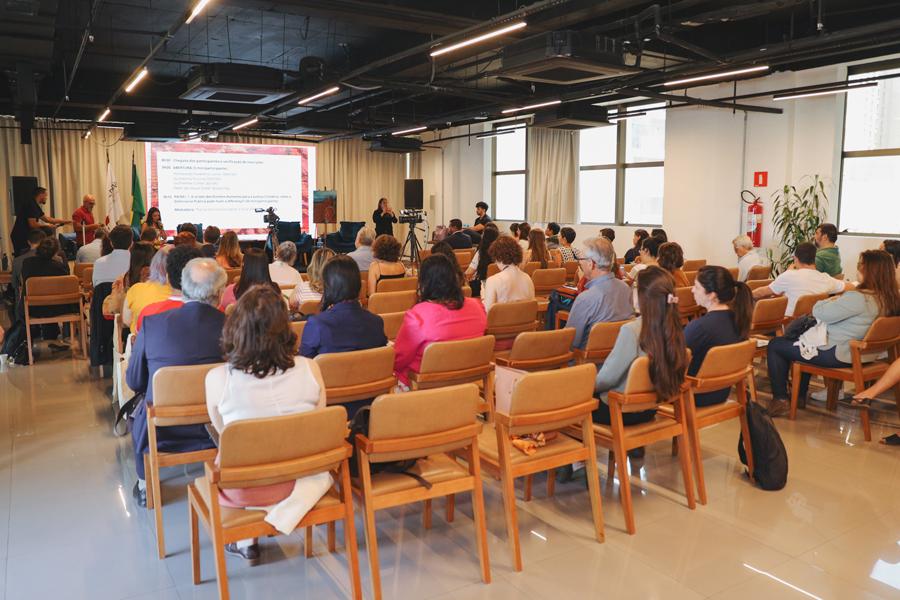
[404,178,423,210]
[10,176,38,216]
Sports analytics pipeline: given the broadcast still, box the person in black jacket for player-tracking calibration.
[372,198,398,237]
[445,219,473,249]
[18,236,74,346]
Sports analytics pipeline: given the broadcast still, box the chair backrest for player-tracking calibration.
[485,299,538,338]
[225,268,241,284]
[683,259,706,272]
[580,319,632,363]
[113,313,126,355]
[73,262,91,280]
[367,290,417,314]
[531,268,566,295]
[418,249,431,263]
[504,364,598,435]
[674,286,700,321]
[315,346,396,404]
[380,311,405,341]
[151,363,222,425]
[522,261,542,277]
[856,316,900,355]
[366,384,480,462]
[80,266,93,289]
[563,261,580,282]
[506,328,575,370]
[615,356,682,412]
[453,249,474,266]
[727,267,739,280]
[692,340,756,392]
[746,264,771,280]
[746,278,772,291]
[218,406,349,488]
[278,283,296,292]
[550,249,563,265]
[376,276,418,293]
[358,271,367,301]
[418,335,495,377]
[290,321,306,352]
[486,263,500,278]
[25,275,81,306]
[684,271,697,285]
[298,299,320,316]
[792,293,828,318]
[750,296,788,334]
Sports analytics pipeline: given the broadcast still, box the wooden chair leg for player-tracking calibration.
[206,483,230,600]
[359,454,382,600]
[524,475,533,502]
[305,525,314,558]
[861,407,872,442]
[339,462,363,600]
[671,436,678,456]
[147,425,166,559]
[614,437,634,534]
[676,429,696,510]
[423,499,432,529]
[327,521,336,553]
[582,419,605,543]
[496,427,522,571]
[25,312,33,365]
[468,444,491,584]
[189,496,201,585]
[789,363,802,420]
[825,379,841,412]
[445,494,455,523]
[688,418,706,506]
[546,469,556,497]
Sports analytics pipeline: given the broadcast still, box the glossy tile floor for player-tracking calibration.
[2,350,900,599]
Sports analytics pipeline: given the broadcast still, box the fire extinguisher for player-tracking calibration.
[741,190,763,248]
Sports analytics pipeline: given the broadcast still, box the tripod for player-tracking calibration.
[401,221,424,267]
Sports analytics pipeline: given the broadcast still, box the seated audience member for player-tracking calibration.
[627,236,661,281]
[814,222,842,277]
[290,247,335,309]
[178,223,198,237]
[732,234,762,281]
[524,229,552,268]
[465,224,500,297]
[216,230,243,268]
[517,222,531,250]
[269,241,303,287]
[20,237,75,322]
[222,248,280,310]
[686,266,753,406]
[93,224,133,286]
[753,242,848,316]
[483,235,535,313]
[766,250,900,416]
[76,228,105,264]
[348,226,376,271]
[545,222,561,249]
[107,242,155,316]
[367,235,406,295]
[880,239,900,285]
[201,225,220,258]
[594,266,687,427]
[657,242,690,287]
[561,237,633,348]
[431,241,466,286]
[600,228,616,244]
[135,245,203,331]
[123,246,171,329]
[206,284,331,562]
[509,222,520,240]
[445,219,474,249]
[393,254,487,385]
[558,227,583,262]
[139,227,158,244]
[12,229,46,302]
[126,257,226,508]
[623,229,649,264]
[651,228,668,243]
[173,231,197,247]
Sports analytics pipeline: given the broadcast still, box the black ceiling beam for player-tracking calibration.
[617,88,782,114]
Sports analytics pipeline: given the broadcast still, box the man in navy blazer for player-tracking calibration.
[126,257,227,507]
[444,218,474,249]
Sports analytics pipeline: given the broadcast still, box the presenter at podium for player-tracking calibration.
[372,198,397,237]
[11,186,71,256]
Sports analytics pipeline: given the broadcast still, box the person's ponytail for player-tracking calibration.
[732,281,753,339]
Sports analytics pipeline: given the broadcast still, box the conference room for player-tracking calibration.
[3,1,900,599]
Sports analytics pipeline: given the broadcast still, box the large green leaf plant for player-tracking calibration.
[765,175,828,276]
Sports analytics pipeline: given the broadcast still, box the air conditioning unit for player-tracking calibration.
[369,137,423,153]
[283,111,354,136]
[180,64,292,104]
[533,103,610,130]
[500,31,638,85]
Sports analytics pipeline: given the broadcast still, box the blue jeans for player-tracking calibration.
[544,291,574,330]
[766,336,849,401]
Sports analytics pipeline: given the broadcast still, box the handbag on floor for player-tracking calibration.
[346,406,431,489]
[738,401,788,490]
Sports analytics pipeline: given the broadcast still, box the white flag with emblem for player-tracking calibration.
[105,160,125,225]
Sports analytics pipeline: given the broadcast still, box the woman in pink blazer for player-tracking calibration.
[394,254,487,385]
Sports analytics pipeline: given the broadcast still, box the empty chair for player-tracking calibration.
[575,319,634,365]
[749,296,788,338]
[454,249,474,266]
[23,275,87,364]
[376,276,417,293]
[485,300,538,347]
[746,264,771,280]
[380,311,405,341]
[683,259,707,272]
[789,293,830,321]
[531,268,566,298]
[188,406,361,600]
[409,335,496,417]
[367,290,417,315]
[418,249,431,263]
[314,346,396,407]
[353,384,490,600]
[494,328,576,371]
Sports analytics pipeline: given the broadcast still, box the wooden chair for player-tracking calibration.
[746,264,771,281]
[478,364,603,571]
[486,263,500,279]
[550,249,563,265]
[376,276,417,293]
[367,290,417,315]
[23,275,87,364]
[454,249,474,266]
[418,249,432,263]
[574,319,633,365]
[588,357,696,534]
[188,406,361,600]
[563,261,580,284]
[661,340,757,504]
[145,363,221,559]
[749,296,788,357]
[485,300,538,348]
[684,271,697,285]
[683,259,706,272]
[494,328,575,371]
[789,293,828,321]
[112,313,133,409]
[790,316,900,441]
[224,268,241,284]
[73,262,92,285]
[531,268,566,298]
[674,286,702,324]
[315,346,397,406]
[380,311,405,341]
[409,335,496,418]
[353,384,490,600]
[746,278,772,291]
[727,267,739,280]
[290,321,305,352]
[297,299,320,317]
[522,261,542,277]
[358,271,368,305]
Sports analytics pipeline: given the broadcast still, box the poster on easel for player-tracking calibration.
[313,190,337,235]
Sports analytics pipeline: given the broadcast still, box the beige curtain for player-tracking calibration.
[527,127,576,223]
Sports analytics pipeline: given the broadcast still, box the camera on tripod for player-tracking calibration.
[398,208,425,224]
[255,207,280,229]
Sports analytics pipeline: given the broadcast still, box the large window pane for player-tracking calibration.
[495,173,526,221]
[579,126,617,166]
[625,109,666,163]
[844,68,900,152]
[839,155,900,234]
[578,169,616,223]
[623,167,664,225]
[494,127,526,171]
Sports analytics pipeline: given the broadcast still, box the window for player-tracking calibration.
[492,125,527,221]
[577,107,665,225]
[838,63,900,235]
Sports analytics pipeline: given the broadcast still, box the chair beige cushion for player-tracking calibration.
[477,428,584,466]
[363,454,469,495]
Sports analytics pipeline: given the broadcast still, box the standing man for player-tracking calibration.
[814,223,842,277]
[470,202,492,233]
[72,194,102,247]
[10,187,71,256]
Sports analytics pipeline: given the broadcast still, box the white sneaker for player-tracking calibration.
[811,388,846,402]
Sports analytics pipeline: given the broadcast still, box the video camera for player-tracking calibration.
[255,207,280,228]
[398,208,425,225]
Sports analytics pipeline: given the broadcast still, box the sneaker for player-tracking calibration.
[767,398,790,418]
[225,542,260,566]
[810,388,846,402]
[132,481,146,508]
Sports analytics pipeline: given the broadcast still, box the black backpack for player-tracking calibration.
[738,400,788,490]
[347,406,431,489]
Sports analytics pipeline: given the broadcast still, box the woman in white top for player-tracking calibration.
[517,222,531,251]
[289,247,335,311]
[482,235,535,313]
[465,225,500,298]
[269,241,303,287]
[206,284,328,564]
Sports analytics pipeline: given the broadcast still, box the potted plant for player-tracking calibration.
[766,175,829,276]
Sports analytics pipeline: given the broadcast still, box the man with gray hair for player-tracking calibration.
[732,234,762,282]
[268,241,303,286]
[348,226,376,271]
[126,256,227,508]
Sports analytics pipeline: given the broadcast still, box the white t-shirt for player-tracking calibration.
[269,260,303,286]
[92,249,131,286]
[769,268,845,316]
[76,239,103,264]
[737,251,762,282]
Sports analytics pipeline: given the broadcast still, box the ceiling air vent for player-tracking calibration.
[532,103,611,130]
[500,31,638,85]
[181,64,292,104]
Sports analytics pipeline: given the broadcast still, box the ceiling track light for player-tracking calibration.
[98,107,111,122]
[664,65,770,87]
[232,117,258,131]
[298,86,341,105]
[501,99,561,114]
[392,126,427,136]
[475,129,516,139]
[772,81,877,101]
[608,111,647,121]
[430,21,526,57]
[124,67,149,93]
[186,0,213,24]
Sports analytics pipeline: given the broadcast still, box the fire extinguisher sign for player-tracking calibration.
[753,171,768,187]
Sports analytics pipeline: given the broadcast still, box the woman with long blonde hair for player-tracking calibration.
[216,230,243,268]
